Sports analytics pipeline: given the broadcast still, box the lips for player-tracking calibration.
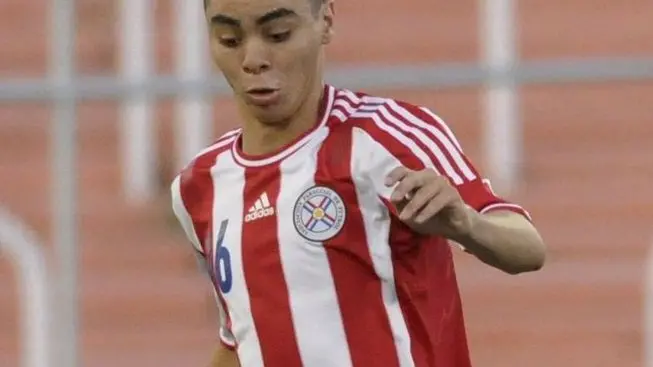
[245,87,281,107]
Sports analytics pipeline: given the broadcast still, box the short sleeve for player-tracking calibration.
[170,174,205,254]
[351,100,531,220]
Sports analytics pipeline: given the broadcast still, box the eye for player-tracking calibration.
[267,31,291,43]
[219,37,240,48]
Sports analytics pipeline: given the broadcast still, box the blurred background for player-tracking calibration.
[1,0,652,366]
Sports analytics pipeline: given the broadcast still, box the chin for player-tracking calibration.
[251,106,293,126]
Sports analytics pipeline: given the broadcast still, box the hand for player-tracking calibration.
[384,166,475,239]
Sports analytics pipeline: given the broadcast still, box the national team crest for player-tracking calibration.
[293,186,346,242]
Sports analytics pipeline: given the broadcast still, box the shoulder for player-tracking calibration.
[329,87,459,149]
[174,128,240,187]
[329,87,454,140]
[171,128,240,210]
[328,87,468,175]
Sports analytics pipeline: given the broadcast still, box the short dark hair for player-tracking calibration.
[204,0,324,13]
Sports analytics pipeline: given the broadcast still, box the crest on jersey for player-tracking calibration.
[293,186,346,242]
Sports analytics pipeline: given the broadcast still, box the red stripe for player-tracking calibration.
[316,125,401,367]
[179,144,231,255]
[351,118,470,366]
[241,165,302,367]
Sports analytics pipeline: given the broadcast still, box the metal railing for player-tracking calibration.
[645,237,653,367]
[1,0,651,366]
[0,207,51,367]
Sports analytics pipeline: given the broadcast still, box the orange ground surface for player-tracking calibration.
[1,0,652,366]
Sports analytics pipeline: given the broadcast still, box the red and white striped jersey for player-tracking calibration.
[171,85,530,367]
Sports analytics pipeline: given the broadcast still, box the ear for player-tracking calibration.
[321,0,335,45]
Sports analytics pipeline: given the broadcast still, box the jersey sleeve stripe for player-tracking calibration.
[352,109,441,175]
[333,98,358,114]
[479,202,533,221]
[171,175,203,253]
[338,90,475,186]
[387,100,477,182]
[374,100,467,184]
[418,106,464,152]
[353,101,474,183]
[339,89,363,104]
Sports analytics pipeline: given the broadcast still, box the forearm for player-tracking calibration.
[454,210,546,274]
[210,343,240,367]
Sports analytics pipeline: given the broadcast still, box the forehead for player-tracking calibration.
[206,0,312,19]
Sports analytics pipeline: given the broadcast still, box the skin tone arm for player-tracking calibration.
[386,167,546,274]
[451,210,545,274]
[210,343,240,367]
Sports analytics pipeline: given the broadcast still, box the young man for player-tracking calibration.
[171,0,546,366]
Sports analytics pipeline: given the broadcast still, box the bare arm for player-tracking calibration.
[385,167,546,275]
[210,343,240,367]
[453,210,546,274]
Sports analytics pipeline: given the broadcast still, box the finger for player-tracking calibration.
[414,191,456,224]
[390,172,425,202]
[398,183,443,221]
[384,166,410,187]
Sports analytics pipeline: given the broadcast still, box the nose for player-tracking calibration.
[242,39,271,75]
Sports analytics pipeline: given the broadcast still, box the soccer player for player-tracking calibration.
[171,0,546,366]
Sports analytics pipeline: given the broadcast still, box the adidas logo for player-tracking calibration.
[244,192,275,222]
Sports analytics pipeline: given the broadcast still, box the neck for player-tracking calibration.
[239,80,325,157]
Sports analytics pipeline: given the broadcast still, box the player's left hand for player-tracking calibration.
[385,166,475,239]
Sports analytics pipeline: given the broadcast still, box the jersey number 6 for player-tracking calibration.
[215,220,233,294]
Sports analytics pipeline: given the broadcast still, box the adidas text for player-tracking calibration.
[245,207,275,222]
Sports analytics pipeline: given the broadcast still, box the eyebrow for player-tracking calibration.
[256,8,298,26]
[210,14,240,27]
[210,8,297,28]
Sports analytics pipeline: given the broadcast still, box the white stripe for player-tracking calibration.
[211,153,264,366]
[351,128,415,367]
[419,107,463,152]
[340,89,362,104]
[276,138,353,367]
[254,199,263,211]
[260,192,270,208]
[232,85,336,167]
[333,98,357,114]
[351,109,444,178]
[480,202,532,220]
[170,175,203,253]
[385,99,476,181]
